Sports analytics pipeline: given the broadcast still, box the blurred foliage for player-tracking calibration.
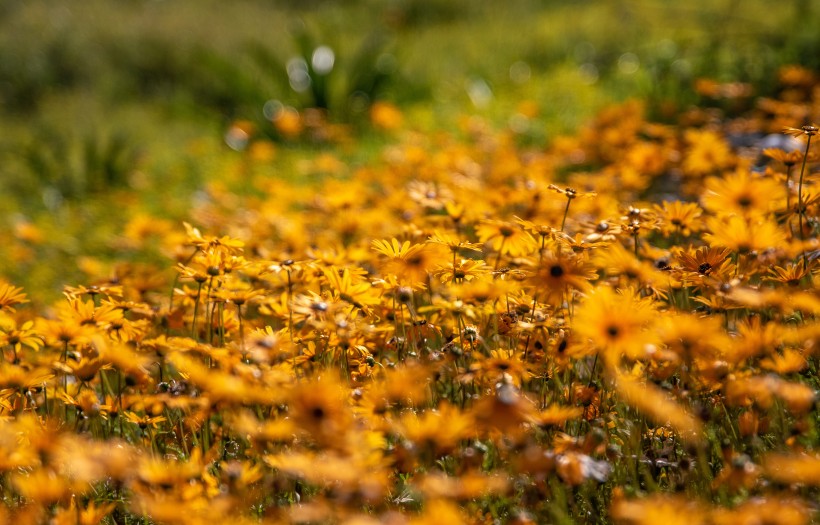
[0,0,817,298]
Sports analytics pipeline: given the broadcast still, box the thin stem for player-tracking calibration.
[237,303,245,361]
[785,164,793,215]
[494,238,507,272]
[797,134,813,269]
[287,270,294,343]
[524,234,548,362]
[191,282,203,340]
[217,301,225,347]
[587,353,599,388]
[560,197,572,232]
[205,276,215,345]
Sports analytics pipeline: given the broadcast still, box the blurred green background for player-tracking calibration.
[0,0,817,300]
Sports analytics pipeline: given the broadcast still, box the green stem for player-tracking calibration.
[798,135,813,269]
[237,304,246,361]
[191,281,203,340]
[287,270,294,343]
[560,197,572,232]
[494,238,507,272]
[205,276,215,345]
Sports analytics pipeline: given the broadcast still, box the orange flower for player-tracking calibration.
[613,371,704,445]
[682,129,733,177]
[703,215,786,254]
[654,200,703,237]
[0,282,28,312]
[370,101,404,131]
[476,220,537,258]
[530,250,597,303]
[762,453,820,486]
[611,494,707,525]
[372,238,448,284]
[573,286,658,362]
[397,402,475,456]
[702,168,781,218]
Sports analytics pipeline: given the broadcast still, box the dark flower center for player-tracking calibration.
[499,226,515,237]
[698,263,712,274]
[606,325,620,338]
[550,264,565,278]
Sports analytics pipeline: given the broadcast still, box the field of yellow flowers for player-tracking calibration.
[1,60,820,524]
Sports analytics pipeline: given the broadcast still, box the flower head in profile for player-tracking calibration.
[766,262,813,287]
[763,147,816,167]
[783,124,819,139]
[123,411,167,430]
[547,184,597,200]
[476,220,536,257]
[183,222,244,254]
[427,230,483,254]
[515,217,561,241]
[0,283,28,313]
[372,238,448,284]
[432,258,490,284]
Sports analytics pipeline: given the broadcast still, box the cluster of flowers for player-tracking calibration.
[0,66,819,524]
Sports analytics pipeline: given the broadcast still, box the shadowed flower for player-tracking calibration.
[289,375,353,448]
